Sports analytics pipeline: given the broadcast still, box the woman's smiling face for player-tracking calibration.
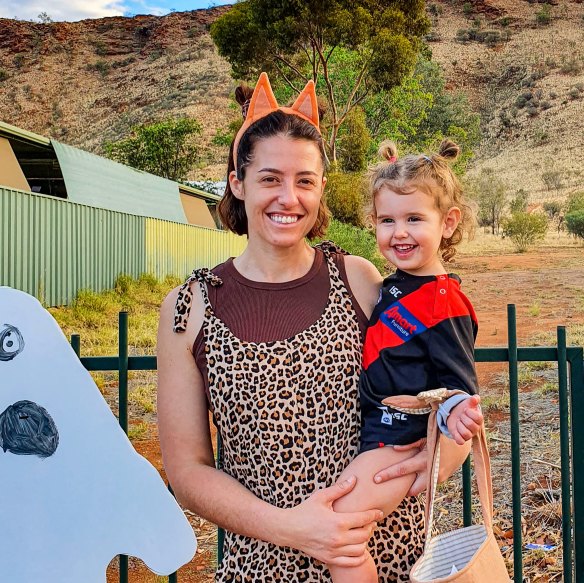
[229,134,326,249]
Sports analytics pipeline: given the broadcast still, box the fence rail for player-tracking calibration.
[72,307,584,582]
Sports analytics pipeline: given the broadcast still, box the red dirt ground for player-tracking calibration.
[107,246,584,583]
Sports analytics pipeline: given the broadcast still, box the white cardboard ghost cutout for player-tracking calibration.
[0,288,197,582]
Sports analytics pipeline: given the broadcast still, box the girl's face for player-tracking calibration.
[229,135,326,250]
[374,186,460,276]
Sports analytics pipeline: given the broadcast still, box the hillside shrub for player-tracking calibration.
[566,191,584,214]
[325,172,366,227]
[509,189,529,214]
[535,5,551,25]
[502,212,548,252]
[565,210,584,241]
[541,169,564,191]
[0,69,8,82]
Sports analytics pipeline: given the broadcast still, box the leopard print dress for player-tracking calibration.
[174,243,425,582]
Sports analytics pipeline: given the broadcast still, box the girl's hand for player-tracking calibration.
[447,395,483,445]
[284,476,384,567]
[373,439,428,497]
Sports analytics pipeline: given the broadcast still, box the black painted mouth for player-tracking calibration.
[0,400,59,458]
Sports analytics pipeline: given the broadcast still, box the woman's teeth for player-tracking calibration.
[270,215,298,224]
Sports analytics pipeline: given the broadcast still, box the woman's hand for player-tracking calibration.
[373,434,472,497]
[373,439,428,497]
[284,476,384,567]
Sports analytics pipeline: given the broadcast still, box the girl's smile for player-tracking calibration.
[375,187,460,276]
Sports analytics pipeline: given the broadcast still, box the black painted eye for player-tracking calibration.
[0,325,24,362]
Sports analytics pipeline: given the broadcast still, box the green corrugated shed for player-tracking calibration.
[51,140,188,224]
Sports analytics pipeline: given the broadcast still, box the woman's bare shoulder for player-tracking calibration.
[343,255,383,318]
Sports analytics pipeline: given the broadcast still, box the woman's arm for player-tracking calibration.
[157,286,383,566]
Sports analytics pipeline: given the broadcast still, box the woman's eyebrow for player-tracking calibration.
[257,168,319,176]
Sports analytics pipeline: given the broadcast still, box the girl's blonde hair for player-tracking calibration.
[366,139,475,262]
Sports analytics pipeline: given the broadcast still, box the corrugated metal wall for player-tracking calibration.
[145,218,247,278]
[1,187,246,306]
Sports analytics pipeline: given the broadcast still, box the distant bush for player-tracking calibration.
[566,192,584,214]
[318,219,385,273]
[325,172,366,228]
[87,60,110,77]
[456,28,507,46]
[336,106,371,173]
[560,58,583,75]
[0,69,7,82]
[565,210,584,241]
[502,212,548,252]
[541,169,564,191]
[535,5,551,25]
[509,189,529,214]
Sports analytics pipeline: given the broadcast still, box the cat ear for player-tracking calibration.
[246,72,279,122]
[290,80,319,130]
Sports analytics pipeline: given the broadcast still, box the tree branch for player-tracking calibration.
[273,54,309,83]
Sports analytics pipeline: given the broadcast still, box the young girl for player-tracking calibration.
[328,139,485,583]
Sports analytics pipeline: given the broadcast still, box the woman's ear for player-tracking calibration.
[442,206,461,238]
[229,170,245,201]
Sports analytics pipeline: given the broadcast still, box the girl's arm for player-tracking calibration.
[157,286,383,567]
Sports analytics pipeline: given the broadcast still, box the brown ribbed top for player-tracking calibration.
[193,249,368,396]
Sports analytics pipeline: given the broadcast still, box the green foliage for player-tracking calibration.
[210,0,429,161]
[336,106,371,172]
[543,200,563,219]
[466,168,507,234]
[566,191,584,214]
[535,4,552,26]
[104,118,202,181]
[509,189,529,214]
[87,60,110,77]
[325,172,366,227]
[502,212,548,252]
[0,69,8,82]
[565,210,584,240]
[317,219,385,273]
[363,56,480,173]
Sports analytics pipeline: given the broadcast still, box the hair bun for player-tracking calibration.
[378,140,398,162]
[437,139,460,162]
[235,85,253,106]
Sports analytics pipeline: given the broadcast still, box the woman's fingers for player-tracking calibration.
[373,448,426,484]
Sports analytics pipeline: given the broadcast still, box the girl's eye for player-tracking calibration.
[408,216,421,222]
[380,218,394,224]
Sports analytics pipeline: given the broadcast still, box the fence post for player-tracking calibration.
[570,347,584,580]
[118,312,129,583]
[556,327,573,582]
[70,334,80,357]
[507,305,522,582]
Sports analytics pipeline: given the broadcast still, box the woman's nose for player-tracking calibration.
[278,181,299,206]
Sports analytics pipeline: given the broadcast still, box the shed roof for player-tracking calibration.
[51,140,188,224]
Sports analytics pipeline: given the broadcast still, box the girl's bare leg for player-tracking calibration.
[328,446,418,583]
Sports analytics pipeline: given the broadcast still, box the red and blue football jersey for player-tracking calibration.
[360,270,478,450]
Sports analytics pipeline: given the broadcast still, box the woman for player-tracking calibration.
[157,73,470,581]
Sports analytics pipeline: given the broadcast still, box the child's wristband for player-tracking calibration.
[437,393,472,438]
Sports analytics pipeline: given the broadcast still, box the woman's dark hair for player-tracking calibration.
[218,85,330,240]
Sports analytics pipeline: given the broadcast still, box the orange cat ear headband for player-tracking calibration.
[233,72,321,168]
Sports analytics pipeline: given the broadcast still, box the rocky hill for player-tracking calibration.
[0,1,583,196]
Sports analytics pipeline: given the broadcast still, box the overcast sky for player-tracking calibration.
[1,0,232,22]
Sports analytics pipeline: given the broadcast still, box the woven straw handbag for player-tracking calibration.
[409,406,511,583]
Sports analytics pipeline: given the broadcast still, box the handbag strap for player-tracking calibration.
[423,405,494,547]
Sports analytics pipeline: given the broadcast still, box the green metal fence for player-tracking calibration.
[72,306,583,582]
[0,186,246,306]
